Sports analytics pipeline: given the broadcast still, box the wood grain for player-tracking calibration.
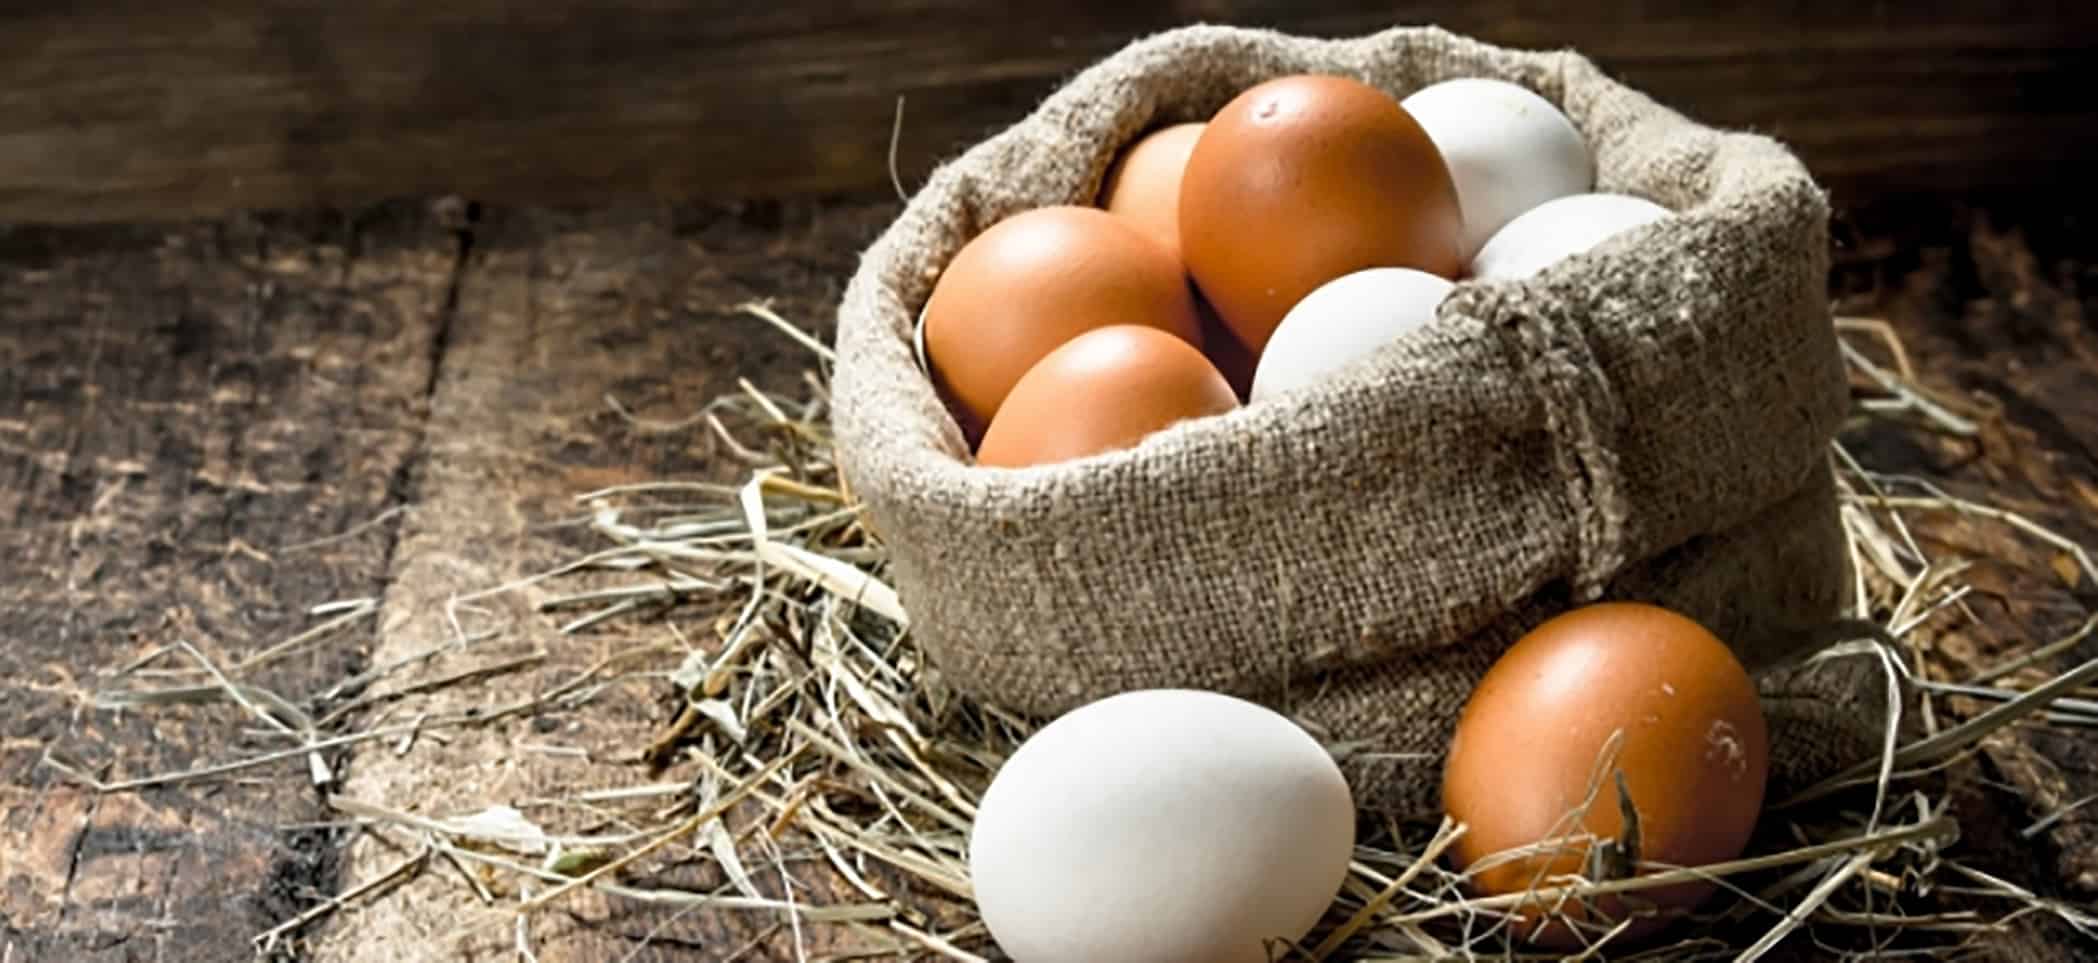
[5,191,2095,960]
[305,199,898,963]
[0,207,456,960]
[2,1,2093,224]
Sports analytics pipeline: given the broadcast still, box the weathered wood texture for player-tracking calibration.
[0,208,457,959]
[307,200,897,962]
[2,2,2094,225]
[5,193,2097,961]
[279,196,2098,962]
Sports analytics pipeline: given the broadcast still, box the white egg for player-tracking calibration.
[1469,192,1674,281]
[1402,77,1594,259]
[968,689,1355,963]
[912,304,931,373]
[1250,268,1454,403]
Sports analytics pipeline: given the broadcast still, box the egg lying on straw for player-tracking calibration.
[1442,602,1769,949]
[968,689,1356,963]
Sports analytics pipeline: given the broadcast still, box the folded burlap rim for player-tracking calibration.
[831,23,1860,812]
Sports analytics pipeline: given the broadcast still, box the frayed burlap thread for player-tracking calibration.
[832,24,1871,816]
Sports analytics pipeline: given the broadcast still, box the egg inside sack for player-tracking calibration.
[968,689,1357,963]
[919,205,1203,443]
[1098,122,1206,261]
[1400,77,1594,260]
[898,61,1760,954]
[974,324,1237,468]
[1250,267,1454,402]
[1441,602,1769,948]
[1179,73,1465,357]
[1469,192,1673,282]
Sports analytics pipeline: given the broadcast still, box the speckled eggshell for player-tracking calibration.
[1179,74,1464,356]
[1442,602,1769,949]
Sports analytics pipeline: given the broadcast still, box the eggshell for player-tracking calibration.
[1401,78,1594,259]
[1442,602,1768,948]
[1096,124,1257,398]
[975,324,1236,468]
[911,303,931,373]
[1469,192,1673,282]
[921,205,1203,442]
[969,689,1356,963]
[1180,74,1464,356]
[1098,122,1206,261]
[1249,267,1454,402]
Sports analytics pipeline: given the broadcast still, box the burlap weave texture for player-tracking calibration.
[832,24,1860,815]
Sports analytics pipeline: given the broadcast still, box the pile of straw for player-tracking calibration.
[52,304,2098,961]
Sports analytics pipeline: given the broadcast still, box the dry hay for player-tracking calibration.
[45,303,2098,961]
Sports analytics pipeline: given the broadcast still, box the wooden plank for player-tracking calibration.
[1,2,2092,225]
[308,199,898,962]
[0,208,457,958]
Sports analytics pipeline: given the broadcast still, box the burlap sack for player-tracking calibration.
[832,24,1865,817]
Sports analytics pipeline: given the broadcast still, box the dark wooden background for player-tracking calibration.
[2,1,2095,225]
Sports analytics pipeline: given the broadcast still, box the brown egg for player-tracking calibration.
[975,325,1238,468]
[922,206,1203,444]
[1180,74,1464,355]
[1441,602,1768,949]
[1098,122,1206,261]
[1097,123,1255,400]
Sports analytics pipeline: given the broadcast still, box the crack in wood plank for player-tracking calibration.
[0,206,459,961]
[310,200,892,963]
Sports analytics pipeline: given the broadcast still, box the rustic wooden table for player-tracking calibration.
[2,192,2093,961]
